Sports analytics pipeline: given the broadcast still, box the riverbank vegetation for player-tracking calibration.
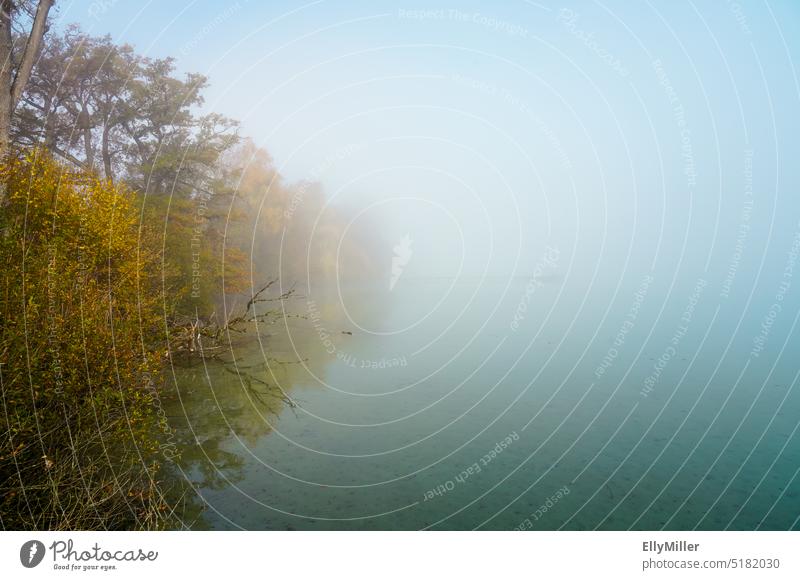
[0,2,380,530]
[0,151,173,529]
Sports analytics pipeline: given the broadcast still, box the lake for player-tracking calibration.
[164,274,800,530]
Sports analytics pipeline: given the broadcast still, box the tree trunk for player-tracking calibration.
[102,121,113,183]
[0,0,13,160]
[42,93,56,149]
[0,0,54,205]
[81,108,94,169]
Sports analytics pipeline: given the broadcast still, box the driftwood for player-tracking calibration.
[168,279,298,359]
[167,279,304,410]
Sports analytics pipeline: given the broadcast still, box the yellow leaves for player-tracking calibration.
[1,149,165,412]
[2,149,179,530]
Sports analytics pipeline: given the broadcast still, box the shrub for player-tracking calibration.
[0,151,176,530]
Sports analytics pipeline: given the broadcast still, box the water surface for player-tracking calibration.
[165,276,800,530]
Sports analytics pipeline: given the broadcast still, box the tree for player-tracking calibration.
[11,25,383,316]
[16,28,140,183]
[16,27,239,191]
[0,0,53,162]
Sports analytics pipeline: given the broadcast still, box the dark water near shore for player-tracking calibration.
[164,276,800,530]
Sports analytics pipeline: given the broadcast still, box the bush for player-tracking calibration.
[0,151,176,530]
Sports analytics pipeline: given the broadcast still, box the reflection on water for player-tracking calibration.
[164,277,800,530]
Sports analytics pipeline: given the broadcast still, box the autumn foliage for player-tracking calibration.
[0,152,174,529]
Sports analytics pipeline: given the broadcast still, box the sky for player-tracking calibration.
[53,0,800,289]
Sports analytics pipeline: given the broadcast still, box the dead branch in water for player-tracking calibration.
[222,365,297,409]
[167,279,303,412]
[168,279,298,360]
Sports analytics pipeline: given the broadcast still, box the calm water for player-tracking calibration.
[164,276,800,530]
